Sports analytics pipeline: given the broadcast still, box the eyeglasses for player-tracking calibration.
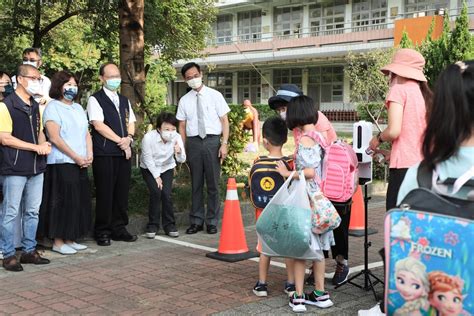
[22,58,40,62]
[20,75,43,84]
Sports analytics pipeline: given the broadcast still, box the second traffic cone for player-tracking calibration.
[348,185,378,237]
[206,178,258,262]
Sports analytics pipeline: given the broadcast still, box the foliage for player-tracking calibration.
[345,49,393,103]
[252,104,275,122]
[356,102,387,124]
[221,104,250,177]
[449,2,472,63]
[399,29,414,48]
[144,0,217,62]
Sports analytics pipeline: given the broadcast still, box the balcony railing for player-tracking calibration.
[208,6,474,46]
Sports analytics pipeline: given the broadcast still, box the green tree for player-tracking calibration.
[399,29,413,48]
[449,1,472,62]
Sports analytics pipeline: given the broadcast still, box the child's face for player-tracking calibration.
[396,270,426,301]
[430,290,463,316]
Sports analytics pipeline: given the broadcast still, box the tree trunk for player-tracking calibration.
[118,0,145,127]
[32,0,42,47]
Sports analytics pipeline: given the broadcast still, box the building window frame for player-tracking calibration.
[207,72,233,103]
[309,1,346,36]
[237,10,262,42]
[273,68,303,90]
[273,6,303,38]
[307,66,344,104]
[352,0,388,32]
[404,0,449,17]
[237,70,261,103]
[212,14,233,45]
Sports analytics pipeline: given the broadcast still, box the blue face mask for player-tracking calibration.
[105,78,121,91]
[2,84,14,98]
[63,86,78,101]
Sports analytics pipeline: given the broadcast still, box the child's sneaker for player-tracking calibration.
[305,290,334,308]
[252,281,268,297]
[284,281,296,296]
[289,293,306,313]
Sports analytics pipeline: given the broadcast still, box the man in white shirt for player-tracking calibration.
[11,48,51,106]
[86,62,137,246]
[177,62,230,235]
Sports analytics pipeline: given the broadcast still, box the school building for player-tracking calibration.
[170,0,474,120]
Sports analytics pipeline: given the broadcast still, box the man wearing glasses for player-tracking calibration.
[0,64,52,272]
[12,48,51,106]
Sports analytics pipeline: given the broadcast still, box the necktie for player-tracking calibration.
[197,93,206,139]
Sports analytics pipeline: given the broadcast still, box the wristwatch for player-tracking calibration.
[222,140,228,145]
[128,134,134,144]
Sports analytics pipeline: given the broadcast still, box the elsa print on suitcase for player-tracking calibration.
[386,211,472,316]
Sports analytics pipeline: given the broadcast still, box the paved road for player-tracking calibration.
[0,195,387,315]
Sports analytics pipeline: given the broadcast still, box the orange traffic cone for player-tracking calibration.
[348,185,377,237]
[206,178,258,262]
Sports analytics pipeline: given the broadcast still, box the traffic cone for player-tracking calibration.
[206,178,258,262]
[348,185,378,237]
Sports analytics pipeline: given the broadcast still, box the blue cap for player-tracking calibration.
[268,84,303,110]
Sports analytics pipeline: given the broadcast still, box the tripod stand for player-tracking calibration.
[335,182,384,300]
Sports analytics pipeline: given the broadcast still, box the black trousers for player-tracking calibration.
[386,168,408,211]
[323,201,352,260]
[141,168,175,231]
[92,156,131,237]
[186,135,221,226]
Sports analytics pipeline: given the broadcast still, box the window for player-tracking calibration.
[213,14,233,44]
[309,1,345,36]
[273,6,303,38]
[352,0,387,31]
[207,72,233,102]
[237,70,261,103]
[405,0,449,17]
[307,66,344,103]
[238,10,262,42]
[273,69,302,89]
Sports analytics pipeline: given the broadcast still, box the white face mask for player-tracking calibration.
[161,130,176,142]
[186,77,202,90]
[23,61,38,68]
[25,80,42,96]
[279,111,287,120]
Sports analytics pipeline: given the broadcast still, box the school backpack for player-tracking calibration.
[301,131,359,203]
[249,156,293,209]
[384,161,474,316]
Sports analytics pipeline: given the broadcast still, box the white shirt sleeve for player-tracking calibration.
[174,136,186,163]
[176,99,186,121]
[140,133,161,178]
[86,96,105,122]
[128,101,136,123]
[215,92,230,117]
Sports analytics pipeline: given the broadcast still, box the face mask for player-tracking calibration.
[105,78,121,91]
[63,86,78,101]
[25,80,42,96]
[23,61,38,68]
[186,77,202,90]
[279,111,287,120]
[1,84,14,98]
[161,130,176,142]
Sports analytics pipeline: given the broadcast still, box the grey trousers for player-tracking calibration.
[186,135,221,226]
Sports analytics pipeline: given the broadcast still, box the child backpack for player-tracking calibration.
[249,156,293,209]
[301,131,359,203]
[384,161,474,316]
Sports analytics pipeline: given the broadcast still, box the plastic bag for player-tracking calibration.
[309,191,341,234]
[256,171,322,260]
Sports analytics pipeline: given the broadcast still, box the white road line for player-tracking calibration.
[154,235,384,279]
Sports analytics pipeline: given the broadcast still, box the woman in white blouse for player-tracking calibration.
[140,112,186,238]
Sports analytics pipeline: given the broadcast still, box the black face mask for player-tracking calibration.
[1,84,14,98]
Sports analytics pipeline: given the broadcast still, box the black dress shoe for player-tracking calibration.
[20,250,50,265]
[3,255,23,272]
[206,225,218,234]
[96,234,111,246]
[111,231,138,242]
[186,224,203,234]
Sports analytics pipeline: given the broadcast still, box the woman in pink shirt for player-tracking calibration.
[368,49,433,211]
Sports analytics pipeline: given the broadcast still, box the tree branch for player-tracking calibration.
[38,9,85,38]
[12,0,34,32]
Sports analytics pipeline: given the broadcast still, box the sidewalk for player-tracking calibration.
[0,194,387,315]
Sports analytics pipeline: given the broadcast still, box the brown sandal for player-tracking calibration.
[2,255,23,272]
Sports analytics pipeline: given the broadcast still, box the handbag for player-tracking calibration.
[256,171,323,260]
[309,190,341,234]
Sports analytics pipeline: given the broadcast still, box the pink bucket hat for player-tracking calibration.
[381,48,427,82]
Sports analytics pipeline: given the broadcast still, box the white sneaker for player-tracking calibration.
[289,294,307,313]
[68,242,87,251]
[0,251,3,260]
[145,232,156,239]
[358,303,385,316]
[52,244,77,255]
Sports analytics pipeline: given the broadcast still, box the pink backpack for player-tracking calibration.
[300,131,359,203]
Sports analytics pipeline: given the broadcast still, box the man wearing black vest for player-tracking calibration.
[0,64,51,271]
[87,62,137,246]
